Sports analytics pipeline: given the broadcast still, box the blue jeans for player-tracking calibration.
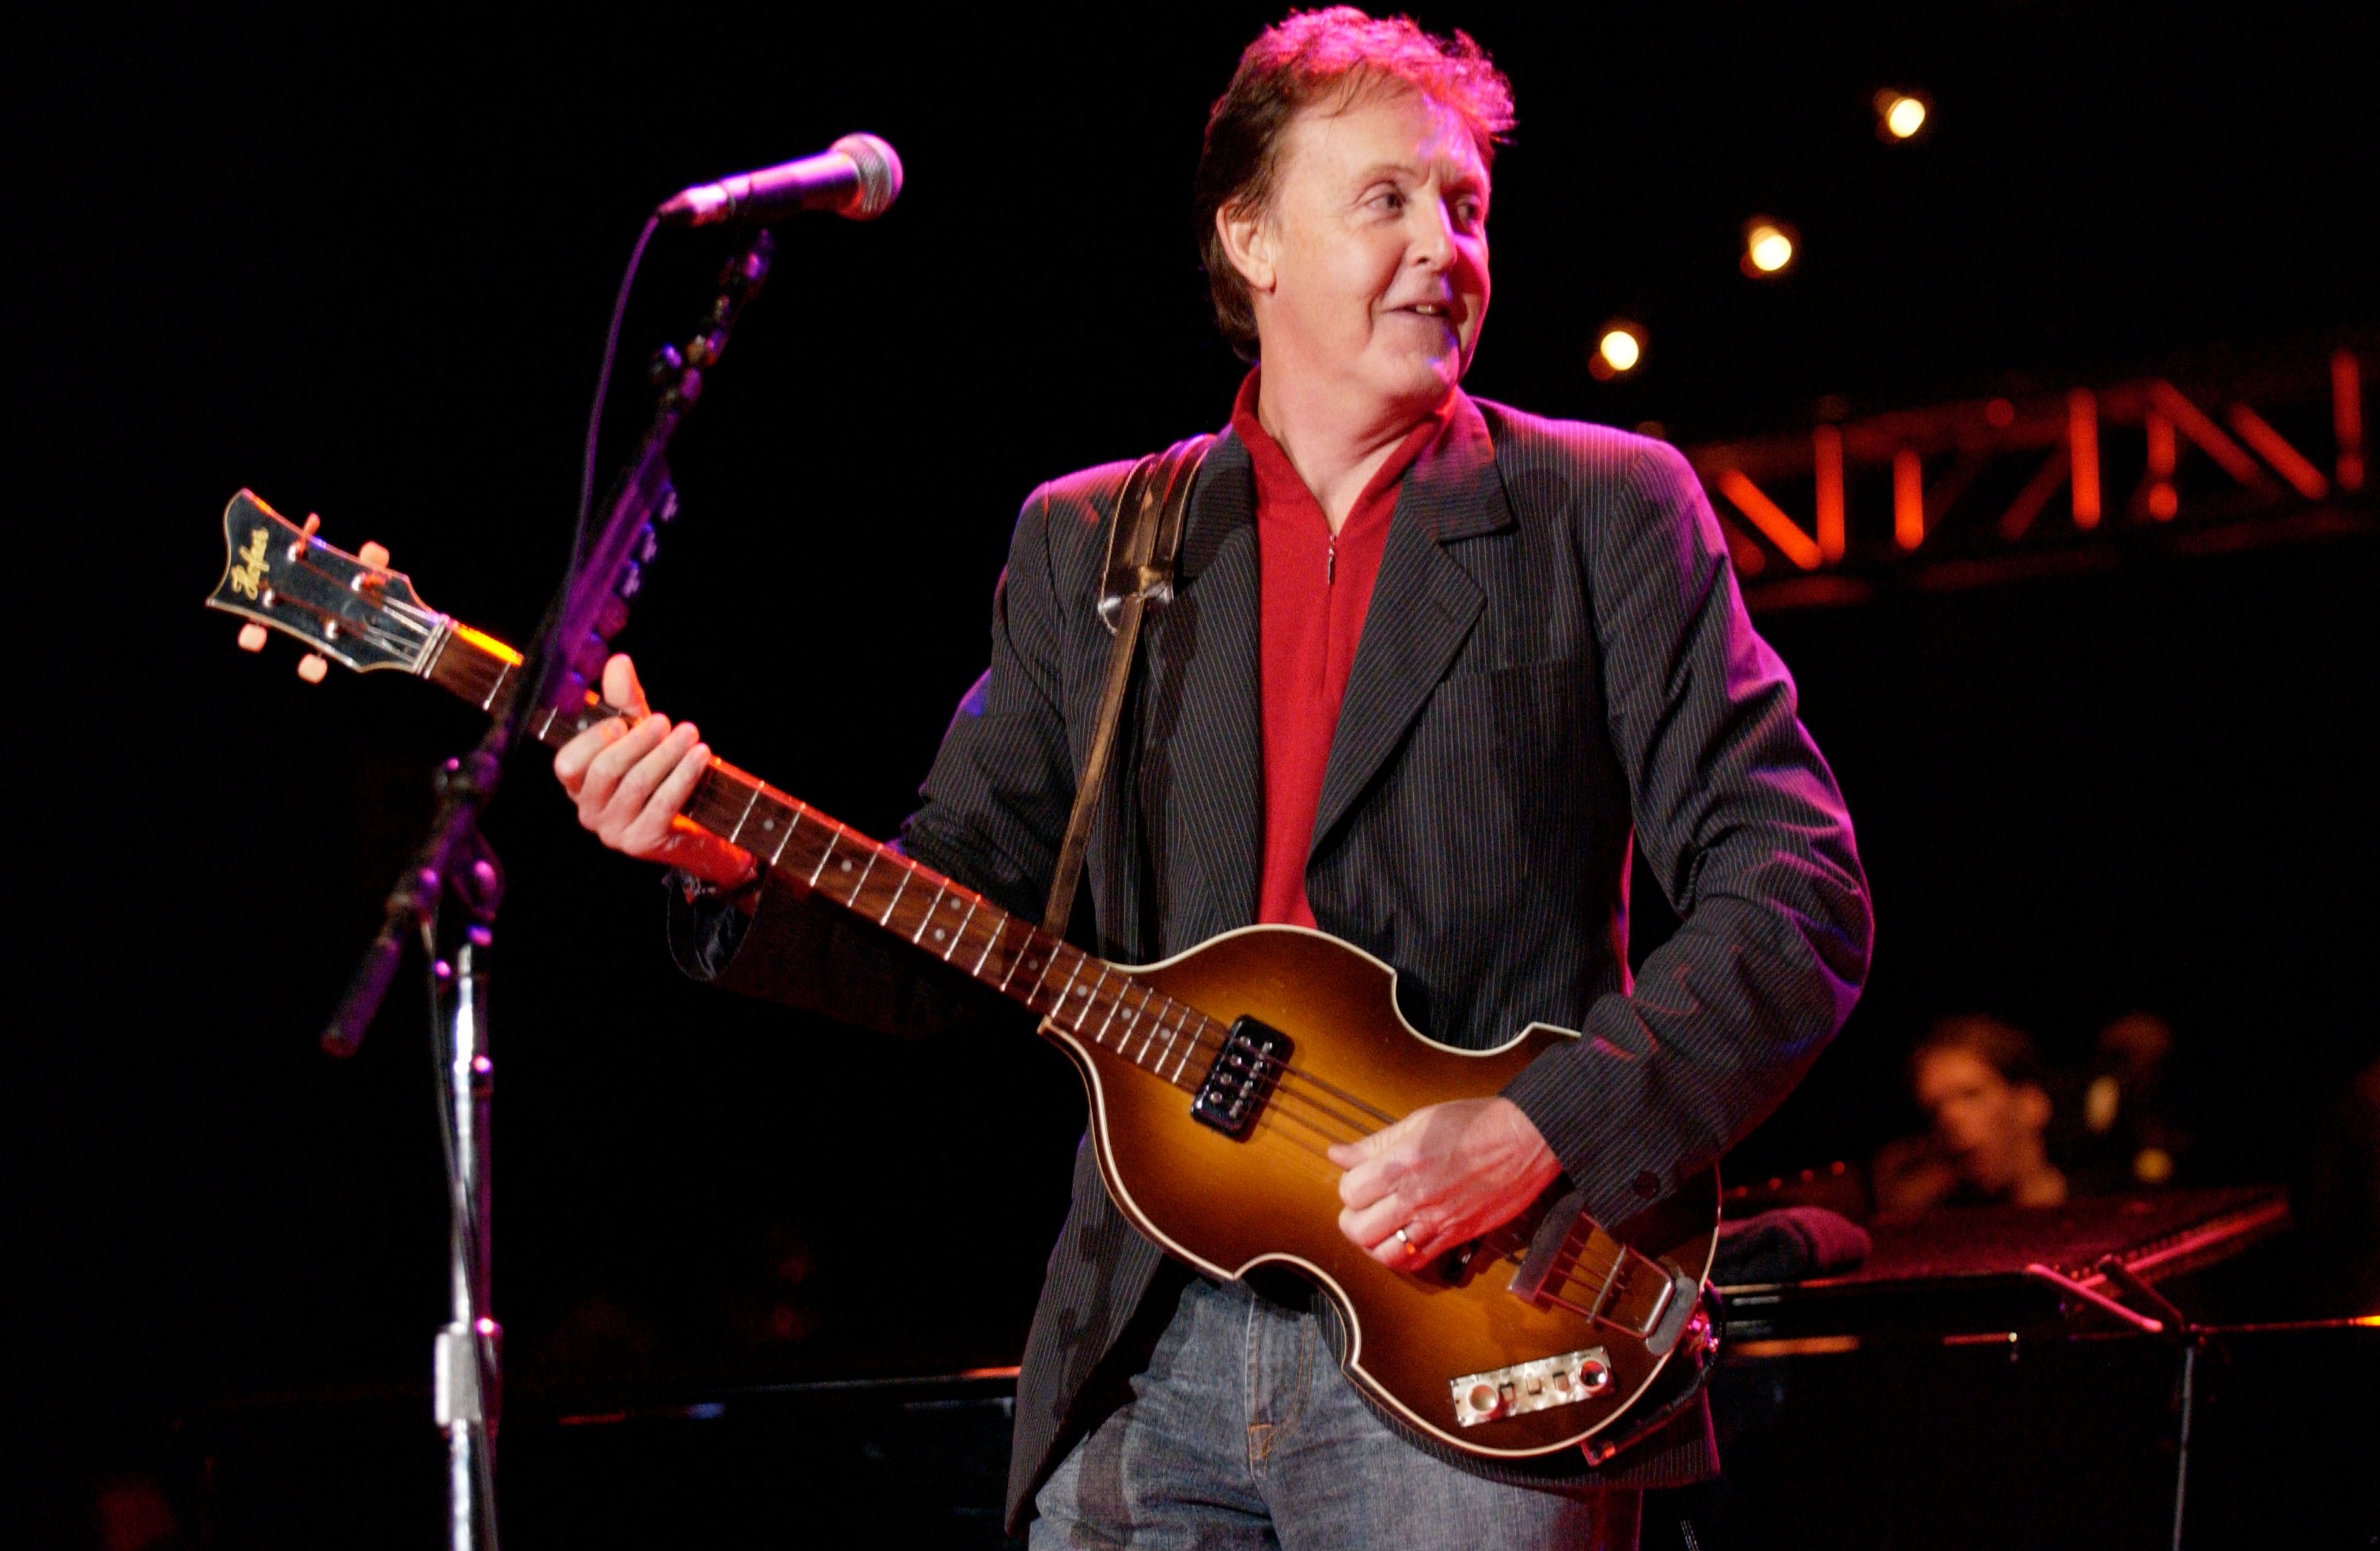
[1029,1276,1636,1549]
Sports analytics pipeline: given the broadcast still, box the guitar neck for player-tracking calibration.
[422,618,1112,1026]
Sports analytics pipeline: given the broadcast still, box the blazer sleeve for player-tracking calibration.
[662,480,1082,1040]
[1501,437,1873,1228]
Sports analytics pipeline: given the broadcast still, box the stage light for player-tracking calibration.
[1875,89,1930,141]
[1742,219,1797,278]
[1588,320,1644,381]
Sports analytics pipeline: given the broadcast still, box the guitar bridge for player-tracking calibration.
[1449,1347,1614,1427]
[1188,1016,1291,1139]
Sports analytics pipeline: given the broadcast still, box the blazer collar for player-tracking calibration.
[1308,389,1509,855]
[1138,427,1262,939]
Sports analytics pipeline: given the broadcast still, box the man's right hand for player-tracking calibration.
[553,653,757,891]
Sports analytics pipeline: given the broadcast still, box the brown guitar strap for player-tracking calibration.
[1040,434,1215,937]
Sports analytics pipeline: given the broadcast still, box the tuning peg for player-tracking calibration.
[358,541,390,569]
[298,653,329,684]
[237,623,269,652]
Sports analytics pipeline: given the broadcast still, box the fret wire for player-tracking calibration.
[995,919,1044,995]
[1129,988,1165,1064]
[942,897,981,963]
[1021,935,1067,1005]
[805,814,840,889]
[1149,995,1188,1075]
[1164,1002,1201,1082]
[911,879,951,946]
[1042,949,1087,1018]
[771,794,809,866]
[981,915,1019,986]
[1090,974,1135,1049]
[1186,1014,1228,1074]
[725,779,762,847]
[969,909,1009,980]
[1068,962,1112,1033]
[1152,1003,1198,1083]
[845,848,889,915]
[777,797,823,870]
[877,863,913,928]
[888,863,941,942]
[1027,943,1069,1010]
[938,893,987,964]
[1144,995,1185,1071]
[1165,1015,1211,1080]
[826,832,869,901]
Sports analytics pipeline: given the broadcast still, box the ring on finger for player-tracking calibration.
[1390,1225,1420,1255]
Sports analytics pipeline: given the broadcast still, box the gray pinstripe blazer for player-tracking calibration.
[672,390,1871,1523]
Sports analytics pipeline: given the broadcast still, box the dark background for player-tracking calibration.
[6,1,2375,1541]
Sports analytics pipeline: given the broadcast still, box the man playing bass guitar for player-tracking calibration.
[555,10,1870,1547]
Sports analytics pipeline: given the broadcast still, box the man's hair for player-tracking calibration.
[1912,1014,2045,1092]
[1193,8,1516,358]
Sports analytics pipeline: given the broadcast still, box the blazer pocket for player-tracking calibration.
[1411,658,1597,802]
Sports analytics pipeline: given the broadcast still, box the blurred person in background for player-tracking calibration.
[1874,1014,2067,1215]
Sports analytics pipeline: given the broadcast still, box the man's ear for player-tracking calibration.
[1215,199,1276,295]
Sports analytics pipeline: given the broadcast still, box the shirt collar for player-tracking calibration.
[1228,369,1453,525]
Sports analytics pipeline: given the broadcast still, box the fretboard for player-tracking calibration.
[420,615,1230,1085]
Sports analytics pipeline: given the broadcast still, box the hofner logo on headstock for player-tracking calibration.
[229,526,271,598]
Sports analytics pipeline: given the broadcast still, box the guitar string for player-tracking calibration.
[519,707,1388,1143]
[1093,1004,1637,1291]
[1047,994,1634,1286]
[260,552,442,664]
[259,586,432,662]
[458,692,1632,1291]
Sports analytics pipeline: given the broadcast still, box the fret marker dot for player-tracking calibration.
[841,859,853,872]
[762,818,775,831]
[933,928,947,942]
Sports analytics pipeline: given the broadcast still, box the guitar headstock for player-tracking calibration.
[206,490,441,677]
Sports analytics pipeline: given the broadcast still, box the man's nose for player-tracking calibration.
[1408,198,1458,269]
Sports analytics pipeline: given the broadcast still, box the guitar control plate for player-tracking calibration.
[1189,1016,1291,1139]
[1448,1347,1613,1428]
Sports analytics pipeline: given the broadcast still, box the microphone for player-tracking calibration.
[657,133,904,226]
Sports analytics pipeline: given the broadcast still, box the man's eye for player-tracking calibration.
[1370,189,1405,212]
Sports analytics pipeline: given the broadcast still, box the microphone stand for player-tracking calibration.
[320,229,779,1551]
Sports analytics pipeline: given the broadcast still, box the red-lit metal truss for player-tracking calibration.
[1681,341,2371,611]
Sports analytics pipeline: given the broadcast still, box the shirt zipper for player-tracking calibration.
[1327,533,1337,586]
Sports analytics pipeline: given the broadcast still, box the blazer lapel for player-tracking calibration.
[1139,430,1262,939]
[1308,392,1510,854]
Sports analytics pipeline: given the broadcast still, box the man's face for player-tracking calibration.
[1914,1048,2049,1193]
[1237,83,1491,415]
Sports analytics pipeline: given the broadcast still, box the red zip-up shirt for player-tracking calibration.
[1231,370,1450,927]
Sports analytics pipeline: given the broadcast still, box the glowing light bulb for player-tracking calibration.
[1746,225,1794,274]
[1587,320,1646,381]
[1884,95,1927,138]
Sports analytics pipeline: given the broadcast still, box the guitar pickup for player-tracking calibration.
[1189,1016,1291,1139]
